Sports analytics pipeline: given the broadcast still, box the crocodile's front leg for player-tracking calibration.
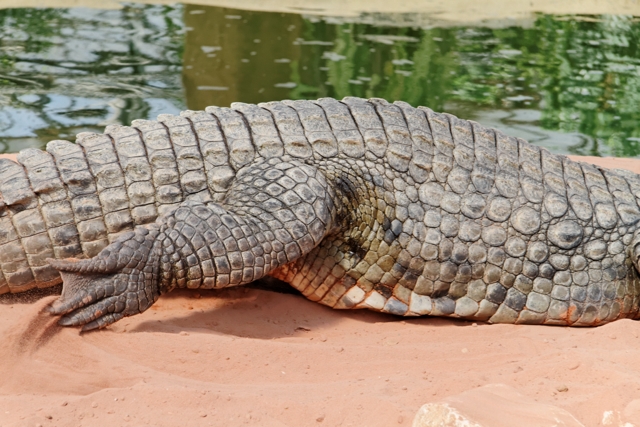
[48,158,338,330]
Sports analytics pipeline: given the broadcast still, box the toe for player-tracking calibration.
[48,290,93,315]
[58,295,123,327]
[81,313,125,331]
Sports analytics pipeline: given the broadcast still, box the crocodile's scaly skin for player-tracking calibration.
[2,97,640,329]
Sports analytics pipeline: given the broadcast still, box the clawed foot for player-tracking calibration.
[47,228,162,331]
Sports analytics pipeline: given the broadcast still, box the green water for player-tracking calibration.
[2,4,640,157]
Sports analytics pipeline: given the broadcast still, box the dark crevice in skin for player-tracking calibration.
[370,101,393,151]
[185,117,208,178]
[314,100,338,152]
[417,105,434,138]
[395,102,427,155]
[233,108,260,160]
[338,100,368,148]
[581,163,604,230]
[332,175,359,228]
[157,121,189,197]
[467,117,481,190]
[442,113,458,156]
[81,132,135,251]
[183,115,213,201]
[515,130,521,170]
[344,236,366,264]
[423,110,443,160]
[206,110,234,172]
[247,276,302,296]
[131,125,160,210]
[257,104,286,155]
[102,132,134,217]
[395,103,412,132]
[557,149,567,200]
[132,126,152,169]
[283,102,313,158]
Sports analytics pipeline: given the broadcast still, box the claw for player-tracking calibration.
[57,316,75,327]
[46,300,65,315]
[58,295,122,327]
[46,270,100,315]
[81,313,125,332]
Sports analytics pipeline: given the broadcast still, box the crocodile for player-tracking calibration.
[1,97,639,330]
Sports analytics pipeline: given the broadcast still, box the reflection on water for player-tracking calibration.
[3,4,640,157]
[0,4,185,152]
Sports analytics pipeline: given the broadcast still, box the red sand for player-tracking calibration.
[1,154,640,427]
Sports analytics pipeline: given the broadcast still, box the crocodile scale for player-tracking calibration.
[2,97,640,328]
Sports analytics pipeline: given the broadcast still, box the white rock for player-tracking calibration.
[413,403,481,427]
[412,384,585,427]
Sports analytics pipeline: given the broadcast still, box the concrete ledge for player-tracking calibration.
[1,0,640,26]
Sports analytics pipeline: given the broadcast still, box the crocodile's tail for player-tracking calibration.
[0,110,253,294]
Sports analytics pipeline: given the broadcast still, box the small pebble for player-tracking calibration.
[316,414,325,422]
[556,385,568,392]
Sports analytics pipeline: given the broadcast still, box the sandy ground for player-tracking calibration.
[1,154,640,427]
